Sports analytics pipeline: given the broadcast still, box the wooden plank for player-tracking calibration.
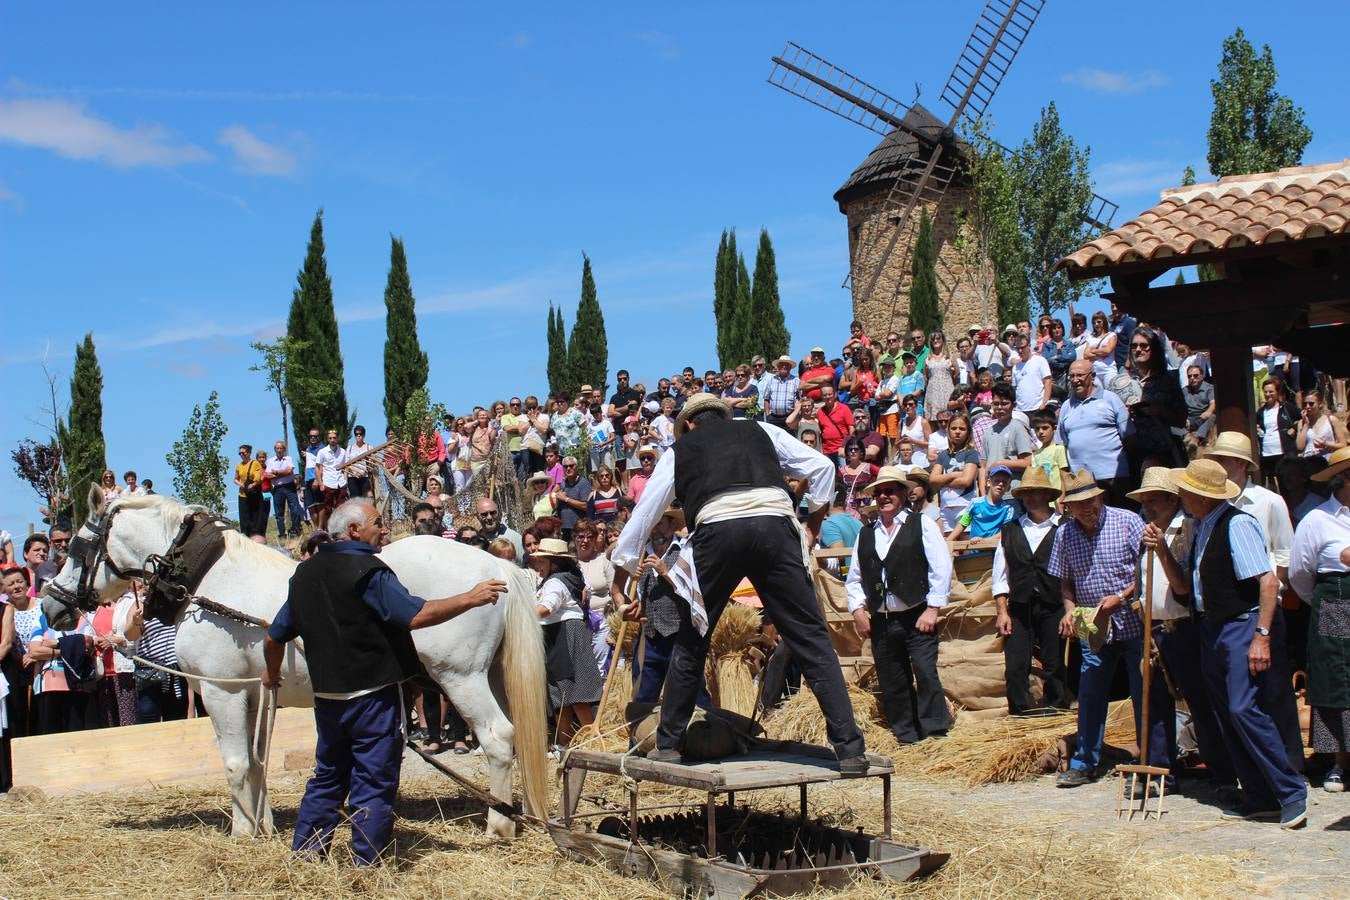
[12,707,316,796]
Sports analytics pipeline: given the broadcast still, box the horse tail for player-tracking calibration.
[497,561,549,819]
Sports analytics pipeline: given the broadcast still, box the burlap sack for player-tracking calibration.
[630,705,764,760]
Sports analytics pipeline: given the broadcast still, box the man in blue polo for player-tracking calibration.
[262,499,507,864]
[1058,359,1132,506]
[1145,459,1308,829]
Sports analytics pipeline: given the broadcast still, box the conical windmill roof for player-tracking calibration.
[833,102,972,209]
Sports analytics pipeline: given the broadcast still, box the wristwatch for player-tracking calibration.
[1255,625,1271,637]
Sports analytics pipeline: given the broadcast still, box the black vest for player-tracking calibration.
[1001,518,1062,609]
[673,418,789,526]
[1195,504,1263,623]
[286,550,421,695]
[857,513,930,613]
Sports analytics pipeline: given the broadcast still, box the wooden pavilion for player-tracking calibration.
[1055,159,1350,431]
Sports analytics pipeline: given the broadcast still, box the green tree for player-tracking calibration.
[546,303,568,399]
[749,228,790,361]
[249,336,326,448]
[1180,166,1220,282]
[713,230,733,368]
[1207,27,1312,178]
[906,208,943,334]
[285,209,351,449]
[731,250,754,366]
[1010,102,1098,316]
[960,121,1029,327]
[56,333,106,524]
[566,254,608,395]
[382,236,429,428]
[165,390,229,515]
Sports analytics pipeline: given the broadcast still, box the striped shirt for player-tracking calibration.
[1048,505,1144,641]
[761,374,800,417]
[136,618,179,667]
[1188,502,1271,612]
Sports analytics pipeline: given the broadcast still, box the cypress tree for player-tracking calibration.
[285,209,350,449]
[382,236,429,429]
[731,251,754,367]
[56,332,107,524]
[567,254,608,395]
[546,303,568,399]
[749,228,790,361]
[907,208,942,334]
[713,230,731,369]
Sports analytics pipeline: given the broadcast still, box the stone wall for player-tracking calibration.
[841,182,999,341]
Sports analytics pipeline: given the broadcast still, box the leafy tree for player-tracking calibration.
[712,231,733,368]
[382,236,429,430]
[165,390,229,515]
[906,208,943,334]
[249,336,326,449]
[749,228,790,361]
[546,303,568,399]
[56,333,106,525]
[1009,102,1098,316]
[566,254,608,395]
[1207,27,1312,178]
[729,250,754,366]
[959,121,1029,328]
[285,209,351,449]
[11,439,65,521]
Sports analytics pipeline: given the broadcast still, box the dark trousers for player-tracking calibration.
[1258,607,1305,773]
[136,680,188,724]
[347,475,372,500]
[293,684,404,866]
[656,516,865,759]
[1003,600,1069,714]
[632,629,711,707]
[272,483,304,537]
[238,494,266,537]
[1153,617,1234,781]
[871,605,950,743]
[418,686,469,744]
[1197,613,1305,808]
[33,691,89,735]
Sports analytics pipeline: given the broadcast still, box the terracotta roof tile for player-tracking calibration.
[1058,159,1350,275]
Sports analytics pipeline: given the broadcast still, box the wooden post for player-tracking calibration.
[1211,344,1255,437]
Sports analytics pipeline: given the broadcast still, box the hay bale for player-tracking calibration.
[715,657,758,718]
[763,682,903,759]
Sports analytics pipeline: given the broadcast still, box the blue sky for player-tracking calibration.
[2,2,1347,538]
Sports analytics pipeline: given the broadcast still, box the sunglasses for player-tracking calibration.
[1130,342,1151,350]
[873,485,903,496]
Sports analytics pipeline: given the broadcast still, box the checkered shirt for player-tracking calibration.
[1048,505,1144,641]
[761,374,800,417]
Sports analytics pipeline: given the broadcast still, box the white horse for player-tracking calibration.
[45,487,548,839]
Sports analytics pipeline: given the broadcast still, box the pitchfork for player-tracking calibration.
[1115,546,1169,821]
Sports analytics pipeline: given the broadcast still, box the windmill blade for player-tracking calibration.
[939,0,1046,128]
[988,138,1120,231]
[768,42,915,139]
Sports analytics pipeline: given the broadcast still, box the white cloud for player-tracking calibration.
[217,124,298,176]
[0,97,210,167]
[1059,68,1168,94]
[1094,159,1188,196]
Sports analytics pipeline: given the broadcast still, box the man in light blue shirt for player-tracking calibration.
[1057,360,1131,503]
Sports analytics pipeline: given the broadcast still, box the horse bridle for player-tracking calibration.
[48,505,149,610]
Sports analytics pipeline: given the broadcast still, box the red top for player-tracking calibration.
[93,604,116,672]
[816,402,855,455]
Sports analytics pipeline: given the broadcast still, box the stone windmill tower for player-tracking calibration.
[769,0,1116,338]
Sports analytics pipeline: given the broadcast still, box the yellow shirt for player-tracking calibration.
[1031,443,1069,490]
[236,460,263,498]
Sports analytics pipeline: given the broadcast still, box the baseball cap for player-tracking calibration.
[988,464,1014,479]
[810,346,825,354]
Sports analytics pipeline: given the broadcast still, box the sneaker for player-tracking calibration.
[1279,796,1308,829]
[1219,800,1280,821]
[1324,768,1345,793]
[646,747,682,763]
[838,756,870,777]
[1056,768,1093,788]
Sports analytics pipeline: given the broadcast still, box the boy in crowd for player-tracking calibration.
[948,465,1016,545]
[1029,410,1070,494]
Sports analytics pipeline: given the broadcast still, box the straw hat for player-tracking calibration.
[1311,446,1350,482]
[1204,431,1255,466]
[527,471,551,486]
[1060,469,1104,503]
[904,467,931,485]
[1011,465,1056,498]
[675,392,731,437]
[532,538,573,559]
[1169,459,1240,500]
[862,465,913,496]
[1126,466,1180,501]
[660,506,686,531]
[773,354,795,367]
[636,445,659,461]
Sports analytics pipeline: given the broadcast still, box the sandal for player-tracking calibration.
[453,741,470,755]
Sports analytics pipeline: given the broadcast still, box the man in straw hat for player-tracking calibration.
[991,465,1068,716]
[1203,431,1305,774]
[762,355,801,430]
[1048,470,1145,787]
[846,466,953,744]
[611,393,871,774]
[1127,467,1234,796]
[1145,460,1308,828]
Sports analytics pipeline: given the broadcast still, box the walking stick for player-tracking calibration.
[1116,545,1169,820]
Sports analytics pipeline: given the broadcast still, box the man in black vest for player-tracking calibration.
[846,466,954,743]
[1146,460,1308,829]
[262,499,508,864]
[611,393,870,774]
[992,465,1067,716]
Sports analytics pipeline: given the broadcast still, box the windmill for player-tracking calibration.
[768,0,1117,336]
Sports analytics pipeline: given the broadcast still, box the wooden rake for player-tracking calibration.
[1115,546,1169,821]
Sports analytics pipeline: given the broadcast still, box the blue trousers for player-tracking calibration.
[1197,613,1305,808]
[1152,617,1235,781]
[271,482,304,537]
[293,684,404,866]
[1070,637,1142,773]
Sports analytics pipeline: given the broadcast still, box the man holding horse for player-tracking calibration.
[262,498,508,865]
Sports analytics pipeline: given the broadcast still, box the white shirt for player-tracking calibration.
[1260,406,1282,457]
[537,576,584,624]
[991,512,1060,598]
[1234,479,1294,575]
[345,440,371,476]
[315,445,349,489]
[1012,354,1052,412]
[266,453,297,486]
[1137,511,1192,621]
[845,509,952,613]
[612,420,836,575]
[877,374,901,416]
[1289,495,1350,600]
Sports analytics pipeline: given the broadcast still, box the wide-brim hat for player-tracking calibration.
[675,392,731,437]
[966,323,982,334]
[905,467,931,484]
[660,506,686,531]
[636,445,659,461]
[527,471,551,486]
[1127,466,1180,501]
[773,355,795,367]
[532,537,573,559]
[862,465,913,497]
[1012,464,1057,497]
[1061,469,1104,503]
[1003,324,1019,335]
[1312,446,1350,482]
[1204,431,1255,466]
[1169,459,1241,500]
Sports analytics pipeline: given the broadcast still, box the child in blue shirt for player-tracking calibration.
[948,464,1015,543]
